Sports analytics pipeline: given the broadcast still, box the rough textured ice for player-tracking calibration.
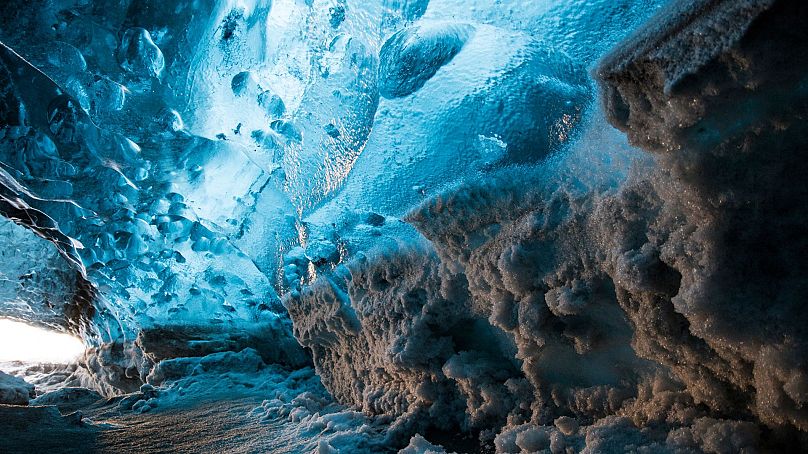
[2,0,807,452]
[378,22,474,99]
[31,387,104,414]
[287,0,808,451]
[117,28,164,78]
[0,219,80,331]
[0,0,659,388]
[0,370,35,405]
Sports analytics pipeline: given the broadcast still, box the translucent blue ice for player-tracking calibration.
[0,0,667,346]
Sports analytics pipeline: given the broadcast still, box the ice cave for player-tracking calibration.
[1,0,807,452]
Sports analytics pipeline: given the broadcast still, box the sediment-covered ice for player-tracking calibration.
[287,0,808,451]
[2,0,807,452]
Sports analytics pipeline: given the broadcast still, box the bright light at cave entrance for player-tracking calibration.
[0,319,84,363]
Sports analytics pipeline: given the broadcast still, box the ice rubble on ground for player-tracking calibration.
[102,347,394,452]
[0,370,35,405]
[2,0,808,452]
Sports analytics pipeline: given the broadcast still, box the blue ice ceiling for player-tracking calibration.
[0,0,665,346]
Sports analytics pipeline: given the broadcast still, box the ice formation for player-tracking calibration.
[0,370,35,405]
[1,0,808,452]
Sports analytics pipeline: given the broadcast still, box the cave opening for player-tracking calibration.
[0,318,84,364]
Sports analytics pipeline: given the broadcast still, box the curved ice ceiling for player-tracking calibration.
[0,0,665,346]
[5,0,808,451]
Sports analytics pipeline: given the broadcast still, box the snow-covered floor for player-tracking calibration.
[1,350,433,453]
[1,397,408,454]
[1,377,350,454]
[92,397,322,453]
[2,399,266,453]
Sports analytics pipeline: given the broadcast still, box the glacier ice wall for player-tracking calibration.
[0,219,83,332]
[286,0,808,451]
[3,0,807,452]
[0,0,665,392]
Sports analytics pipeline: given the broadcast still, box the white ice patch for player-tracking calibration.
[0,319,84,363]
